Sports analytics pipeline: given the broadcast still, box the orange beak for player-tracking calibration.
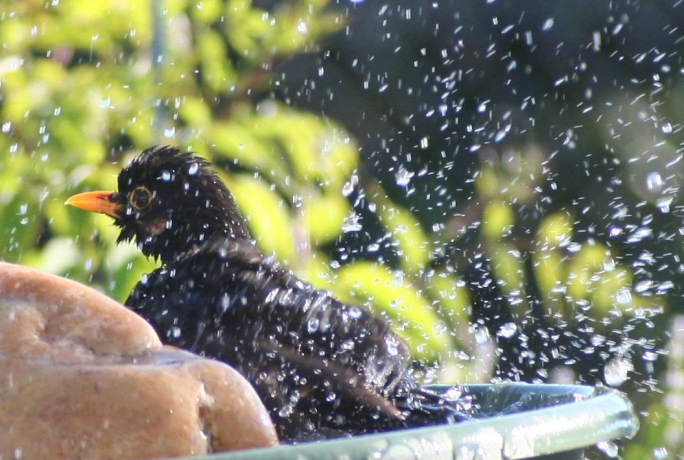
[65,191,123,218]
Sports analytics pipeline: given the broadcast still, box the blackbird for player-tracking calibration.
[66,146,467,441]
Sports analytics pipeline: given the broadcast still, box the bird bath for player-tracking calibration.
[175,383,639,460]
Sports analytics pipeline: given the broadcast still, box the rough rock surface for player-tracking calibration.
[0,261,279,459]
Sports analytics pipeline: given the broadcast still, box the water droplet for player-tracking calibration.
[497,322,517,338]
[188,162,199,175]
[656,195,673,213]
[456,444,477,459]
[393,271,403,286]
[646,171,663,192]
[604,357,633,387]
[348,307,362,319]
[656,280,674,294]
[386,339,398,355]
[161,170,172,182]
[608,226,622,237]
[220,293,231,311]
[340,340,355,351]
[615,288,632,305]
[542,18,554,31]
[662,123,673,134]
[626,227,652,244]
[602,257,615,272]
[278,405,294,417]
[341,212,362,233]
[307,317,320,333]
[474,325,490,345]
[164,126,175,138]
[642,351,658,362]
[596,441,618,458]
[395,166,413,187]
[592,31,601,51]
[634,279,653,293]
[297,20,308,34]
[342,180,354,196]
[525,30,533,46]
[653,447,668,459]
[2,122,11,133]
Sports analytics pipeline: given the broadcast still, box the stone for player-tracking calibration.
[0,262,279,459]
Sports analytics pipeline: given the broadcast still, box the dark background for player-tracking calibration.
[270,0,684,384]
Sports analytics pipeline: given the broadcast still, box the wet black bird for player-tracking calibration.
[66,146,466,441]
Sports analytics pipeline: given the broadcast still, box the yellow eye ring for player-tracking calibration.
[129,186,153,210]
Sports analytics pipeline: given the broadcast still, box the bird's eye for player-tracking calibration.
[129,186,152,210]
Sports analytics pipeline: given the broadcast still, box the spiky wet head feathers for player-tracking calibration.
[114,146,251,263]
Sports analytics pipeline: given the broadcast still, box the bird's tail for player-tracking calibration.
[303,384,473,440]
[395,385,474,428]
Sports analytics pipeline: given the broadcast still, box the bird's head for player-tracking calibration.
[66,146,251,263]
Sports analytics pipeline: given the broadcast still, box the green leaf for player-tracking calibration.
[335,261,453,362]
[209,120,289,179]
[198,29,237,93]
[228,173,296,263]
[489,242,527,320]
[424,269,471,328]
[303,192,348,245]
[482,201,514,240]
[373,192,431,275]
[536,211,573,250]
[566,242,609,302]
[532,249,567,316]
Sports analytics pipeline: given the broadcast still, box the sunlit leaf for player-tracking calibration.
[532,249,567,315]
[301,250,335,291]
[336,261,453,362]
[424,269,471,329]
[303,193,348,245]
[190,0,223,24]
[592,267,632,316]
[198,29,237,93]
[209,119,289,179]
[482,201,514,240]
[227,173,296,263]
[371,188,431,275]
[489,242,527,320]
[566,242,609,302]
[179,97,213,129]
[536,211,573,250]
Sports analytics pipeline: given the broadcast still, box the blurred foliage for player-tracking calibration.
[624,315,683,460]
[0,0,486,380]
[0,0,675,453]
[472,148,664,326]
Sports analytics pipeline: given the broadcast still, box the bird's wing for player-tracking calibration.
[125,238,413,426]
